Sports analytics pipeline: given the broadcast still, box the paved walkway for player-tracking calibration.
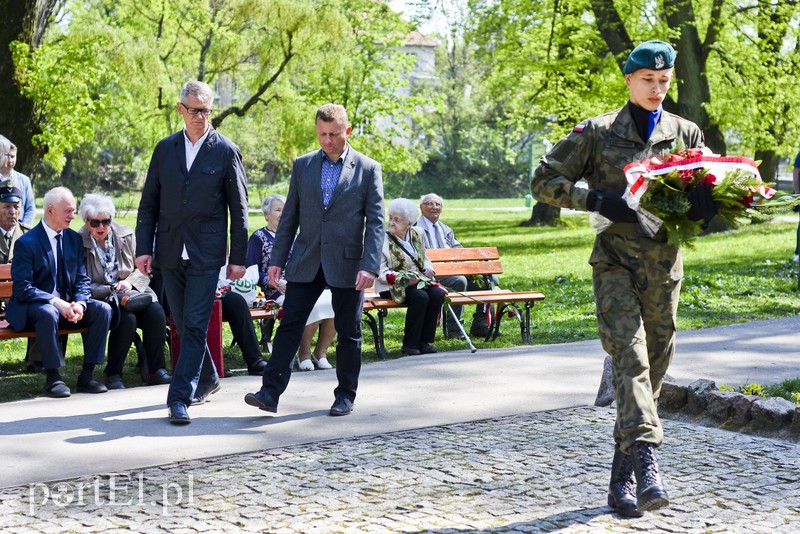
[0,316,799,532]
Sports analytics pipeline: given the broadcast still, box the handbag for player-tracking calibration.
[116,290,153,312]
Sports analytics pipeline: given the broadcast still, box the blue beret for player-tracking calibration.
[623,40,676,74]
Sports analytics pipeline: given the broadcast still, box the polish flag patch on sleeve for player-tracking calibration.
[573,122,586,133]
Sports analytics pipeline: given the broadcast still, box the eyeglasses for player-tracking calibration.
[88,218,112,228]
[180,102,213,117]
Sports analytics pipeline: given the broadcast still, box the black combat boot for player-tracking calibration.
[607,445,643,518]
[630,441,669,512]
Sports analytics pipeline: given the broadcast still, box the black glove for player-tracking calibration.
[687,184,719,226]
[586,190,638,223]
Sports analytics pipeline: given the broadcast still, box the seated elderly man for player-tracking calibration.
[0,183,28,265]
[7,187,112,398]
[414,193,492,339]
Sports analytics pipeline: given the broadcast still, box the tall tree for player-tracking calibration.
[0,0,61,177]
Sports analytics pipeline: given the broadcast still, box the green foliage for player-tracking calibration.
[13,0,426,192]
[739,383,766,397]
[765,377,800,405]
[718,384,735,393]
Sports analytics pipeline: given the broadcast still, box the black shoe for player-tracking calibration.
[244,389,278,413]
[147,368,172,385]
[420,343,438,354]
[247,358,268,376]
[43,380,71,398]
[470,325,490,338]
[77,377,108,394]
[401,346,420,355]
[608,445,643,518]
[630,442,670,512]
[106,375,126,390]
[329,396,353,416]
[168,403,191,425]
[192,380,221,405]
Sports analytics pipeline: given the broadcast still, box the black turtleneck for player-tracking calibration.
[627,101,661,143]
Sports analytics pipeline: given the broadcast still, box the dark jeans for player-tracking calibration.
[105,301,167,377]
[220,292,262,366]
[26,299,111,369]
[162,263,219,407]
[261,267,363,403]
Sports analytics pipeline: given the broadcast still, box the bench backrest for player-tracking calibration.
[0,263,11,300]
[427,246,503,278]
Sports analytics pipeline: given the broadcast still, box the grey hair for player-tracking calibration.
[387,198,419,225]
[79,192,116,221]
[261,194,286,215]
[316,103,349,126]
[420,193,444,206]
[0,135,9,155]
[180,80,214,106]
[43,187,75,210]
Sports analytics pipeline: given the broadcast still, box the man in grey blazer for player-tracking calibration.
[245,103,384,417]
[136,80,249,425]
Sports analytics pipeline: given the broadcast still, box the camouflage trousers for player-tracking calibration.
[590,229,682,452]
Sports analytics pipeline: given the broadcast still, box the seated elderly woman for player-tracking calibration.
[247,194,336,371]
[79,193,171,389]
[374,198,446,356]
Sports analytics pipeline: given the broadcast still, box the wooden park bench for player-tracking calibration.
[361,246,545,359]
[0,263,88,341]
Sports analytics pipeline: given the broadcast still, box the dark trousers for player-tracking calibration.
[26,299,111,369]
[220,292,262,366]
[162,263,219,407]
[261,267,362,403]
[105,301,167,377]
[382,285,446,349]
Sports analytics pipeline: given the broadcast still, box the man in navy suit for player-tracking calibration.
[136,80,249,425]
[7,187,112,398]
[245,103,384,417]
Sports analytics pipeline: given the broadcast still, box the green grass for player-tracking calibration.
[1,202,798,402]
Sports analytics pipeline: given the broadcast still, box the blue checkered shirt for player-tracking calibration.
[320,148,347,208]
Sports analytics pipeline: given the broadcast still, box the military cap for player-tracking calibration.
[0,184,22,204]
[623,40,676,74]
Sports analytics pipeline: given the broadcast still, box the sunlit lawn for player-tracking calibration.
[0,200,797,402]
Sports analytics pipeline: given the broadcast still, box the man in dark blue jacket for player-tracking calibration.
[136,80,249,425]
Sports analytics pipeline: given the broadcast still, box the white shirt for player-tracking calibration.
[181,127,211,260]
[42,221,65,299]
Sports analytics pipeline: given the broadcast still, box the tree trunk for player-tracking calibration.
[0,0,58,179]
[754,149,779,183]
[522,201,562,227]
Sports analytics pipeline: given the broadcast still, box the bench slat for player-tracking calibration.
[427,247,499,262]
[434,260,503,277]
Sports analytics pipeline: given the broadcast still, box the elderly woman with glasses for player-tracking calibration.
[374,198,446,356]
[79,193,171,389]
[247,194,336,371]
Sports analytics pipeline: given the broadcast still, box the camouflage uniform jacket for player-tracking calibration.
[531,105,703,211]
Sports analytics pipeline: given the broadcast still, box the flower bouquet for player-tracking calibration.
[620,147,800,247]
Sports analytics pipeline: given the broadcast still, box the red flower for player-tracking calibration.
[678,169,695,184]
[276,308,284,320]
[740,192,754,208]
[507,310,516,318]
[703,173,717,186]
[678,147,704,159]
[386,273,396,285]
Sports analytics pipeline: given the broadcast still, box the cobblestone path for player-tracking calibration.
[1,406,798,533]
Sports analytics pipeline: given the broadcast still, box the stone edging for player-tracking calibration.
[659,378,800,440]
